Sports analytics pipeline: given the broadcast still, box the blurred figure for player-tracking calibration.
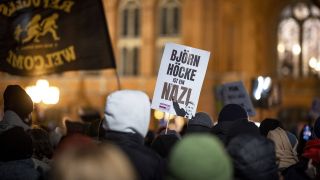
[267,127,299,171]
[227,134,279,180]
[303,139,320,179]
[151,130,181,159]
[0,127,40,180]
[27,127,53,175]
[51,143,136,180]
[211,104,249,145]
[313,117,320,139]
[185,112,213,134]
[166,134,232,180]
[259,118,284,137]
[225,119,260,145]
[101,90,164,180]
[0,85,33,133]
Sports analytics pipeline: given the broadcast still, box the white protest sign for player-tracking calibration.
[151,43,210,119]
[221,81,256,116]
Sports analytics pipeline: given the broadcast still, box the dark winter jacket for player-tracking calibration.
[102,131,165,180]
[0,159,40,180]
[227,134,279,180]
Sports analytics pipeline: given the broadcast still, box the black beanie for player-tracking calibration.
[3,85,33,119]
[0,127,33,161]
[218,104,248,122]
[259,118,284,137]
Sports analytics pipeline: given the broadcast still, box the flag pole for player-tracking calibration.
[114,69,122,90]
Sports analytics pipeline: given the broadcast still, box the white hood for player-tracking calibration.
[104,90,151,137]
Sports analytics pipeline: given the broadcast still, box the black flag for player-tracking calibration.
[0,0,116,76]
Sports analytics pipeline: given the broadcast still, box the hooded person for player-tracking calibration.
[151,129,181,159]
[227,134,279,180]
[267,127,299,171]
[185,112,213,134]
[259,118,284,137]
[225,119,260,145]
[211,104,249,145]
[166,134,232,180]
[101,90,165,180]
[0,85,33,133]
[0,126,40,180]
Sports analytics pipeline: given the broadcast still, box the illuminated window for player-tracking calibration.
[119,0,141,76]
[155,0,181,74]
[278,2,320,77]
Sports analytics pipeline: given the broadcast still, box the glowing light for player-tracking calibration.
[25,79,60,105]
[309,57,317,68]
[154,110,164,120]
[292,44,301,55]
[254,76,272,100]
[277,43,285,53]
[42,87,60,104]
[316,62,320,71]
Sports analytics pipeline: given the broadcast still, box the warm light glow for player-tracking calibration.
[26,86,41,103]
[292,44,301,55]
[154,110,164,120]
[25,79,60,105]
[315,62,320,71]
[42,87,60,104]
[309,57,317,68]
[277,43,285,53]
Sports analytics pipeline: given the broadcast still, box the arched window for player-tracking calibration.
[119,0,141,76]
[278,2,320,78]
[155,0,181,74]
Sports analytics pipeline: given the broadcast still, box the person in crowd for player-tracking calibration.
[145,130,156,148]
[151,129,181,159]
[27,127,54,174]
[0,85,33,133]
[101,90,165,180]
[225,118,260,145]
[51,143,136,180]
[314,117,320,139]
[302,138,320,179]
[166,134,232,180]
[259,118,284,137]
[185,112,213,134]
[211,104,249,145]
[267,127,299,171]
[0,126,40,180]
[227,134,279,180]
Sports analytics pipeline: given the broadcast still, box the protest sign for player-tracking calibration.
[220,81,256,116]
[151,43,210,119]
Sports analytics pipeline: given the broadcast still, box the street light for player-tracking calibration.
[26,79,60,105]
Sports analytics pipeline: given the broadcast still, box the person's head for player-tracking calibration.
[227,134,279,180]
[259,118,284,137]
[167,134,232,180]
[103,90,151,137]
[218,104,248,123]
[151,130,180,158]
[186,112,213,134]
[185,101,195,116]
[3,85,33,123]
[51,143,136,180]
[0,126,33,161]
[27,127,53,160]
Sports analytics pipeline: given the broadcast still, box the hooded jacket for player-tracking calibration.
[0,110,30,134]
[102,90,165,180]
[227,134,279,180]
[267,127,299,170]
[211,104,248,145]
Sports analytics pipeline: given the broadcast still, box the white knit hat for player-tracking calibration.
[103,90,151,137]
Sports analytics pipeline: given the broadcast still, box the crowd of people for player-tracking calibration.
[0,84,320,180]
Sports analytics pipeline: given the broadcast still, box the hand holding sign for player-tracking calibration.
[151,43,210,118]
